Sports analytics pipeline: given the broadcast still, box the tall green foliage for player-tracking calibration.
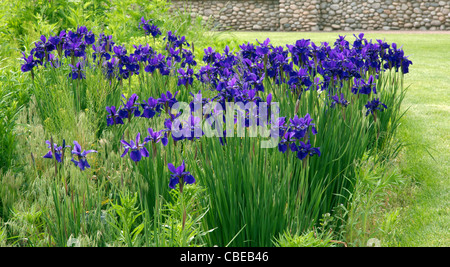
[0,69,29,172]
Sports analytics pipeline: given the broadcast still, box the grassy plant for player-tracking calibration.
[274,230,335,247]
[339,159,405,246]
[0,69,29,172]
[108,192,145,247]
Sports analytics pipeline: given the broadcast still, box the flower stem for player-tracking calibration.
[51,136,57,177]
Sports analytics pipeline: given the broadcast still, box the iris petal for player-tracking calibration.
[169,177,179,189]
[184,174,195,185]
[43,151,53,159]
[168,163,176,173]
[121,147,129,158]
[54,152,62,162]
[140,147,150,157]
[130,150,142,162]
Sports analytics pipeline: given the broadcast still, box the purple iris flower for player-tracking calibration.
[289,114,317,139]
[245,72,265,92]
[84,31,96,45]
[149,24,162,38]
[69,62,86,80]
[106,106,124,126]
[43,140,70,163]
[181,49,197,68]
[330,93,349,108]
[168,47,181,62]
[71,141,97,171]
[352,75,377,95]
[158,91,178,111]
[35,35,56,56]
[401,57,413,74]
[266,93,273,106]
[203,47,217,63]
[113,45,127,57]
[92,44,111,62]
[77,26,88,37]
[132,44,153,63]
[195,65,217,87]
[159,57,176,76]
[256,38,272,57]
[46,54,61,69]
[177,68,194,87]
[182,115,204,141]
[269,116,287,139]
[334,35,350,50]
[365,98,387,117]
[189,90,209,113]
[49,35,61,47]
[174,35,189,49]
[139,17,161,38]
[144,128,167,146]
[352,33,366,50]
[164,31,178,45]
[287,39,312,66]
[383,42,409,72]
[63,33,86,58]
[288,68,312,89]
[120,133,150,162]
[118,64,130,80]
[218,45,236,67]
[244,89,261,105]
[113,45,128,62]
[140,97,161,119]
[164,112,184,142]
[145,53,165,74]
[97,33,115,53]
[278,131,297,154]
[30,40,45,61]
[138,17,150,31]
[165,31,190,51]
[103,57,119,80]
[122,54,140,74]
[21,52,40,73]
[292,140,321,160]
[43,35,56,53]
[167,160,195,191]
[240,42,257,60]
[118,94,141,120]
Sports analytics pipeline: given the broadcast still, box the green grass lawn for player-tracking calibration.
[222,31,450,246]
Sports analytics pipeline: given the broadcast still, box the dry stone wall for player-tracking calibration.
[170,0,450,31]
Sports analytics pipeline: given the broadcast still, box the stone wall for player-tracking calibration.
[320,0,449,31]
[170,0,450,31]
[171,0,280,31]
